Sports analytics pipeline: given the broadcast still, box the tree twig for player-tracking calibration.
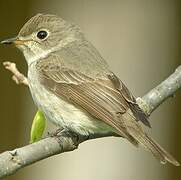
[0,63,180,179]
[136,65,181,115]
[3,61,28,86]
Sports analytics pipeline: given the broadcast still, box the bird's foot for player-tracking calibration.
[47,128,65,137]
[48,128,89,146]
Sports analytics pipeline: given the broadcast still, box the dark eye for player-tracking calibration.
[37,30,48,40]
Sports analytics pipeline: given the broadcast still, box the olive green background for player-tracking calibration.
[0,0,180,180]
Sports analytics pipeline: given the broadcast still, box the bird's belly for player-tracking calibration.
[28,72,114,136]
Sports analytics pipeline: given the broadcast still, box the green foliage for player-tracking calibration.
[30,110,46,143]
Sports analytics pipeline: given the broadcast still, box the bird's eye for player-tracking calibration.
[37,30,48,40]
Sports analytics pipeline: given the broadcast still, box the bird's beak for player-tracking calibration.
[1,37,26,45]
[1,37,17,45]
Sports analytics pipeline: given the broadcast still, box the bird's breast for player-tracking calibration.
[27,64,114,136]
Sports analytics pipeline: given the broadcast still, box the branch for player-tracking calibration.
[0,131,79,178]
[3,61,28,86]
[136,65,181,115]
[0,63,180,179]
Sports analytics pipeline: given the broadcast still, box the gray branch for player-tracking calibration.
[137,65,181,115]
[0,64,180,179]
[3,62,28,86]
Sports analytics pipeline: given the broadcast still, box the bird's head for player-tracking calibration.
[1,13,82,65]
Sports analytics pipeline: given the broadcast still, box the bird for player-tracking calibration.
[1,13,179,166]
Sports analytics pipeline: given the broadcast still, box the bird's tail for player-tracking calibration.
[122,111,180,166]
[137,132,179,166]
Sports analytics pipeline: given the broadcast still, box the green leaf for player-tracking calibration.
[30,110,46,143]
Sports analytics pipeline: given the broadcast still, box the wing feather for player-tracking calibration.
[37,63,142,143]
[34,57,180,166]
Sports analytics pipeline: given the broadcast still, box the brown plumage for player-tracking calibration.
[36,49,179,166]
[2,13,179,166]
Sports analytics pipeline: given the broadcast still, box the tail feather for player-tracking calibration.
[121,110,180,166]
[144,134,180,166]
[129,128,180,166]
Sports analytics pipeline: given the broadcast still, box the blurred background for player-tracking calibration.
[0,0,180,179]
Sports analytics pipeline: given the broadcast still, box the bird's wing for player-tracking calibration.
[36,56,149,143]
[35,56,180,166]
[108,73,150,127]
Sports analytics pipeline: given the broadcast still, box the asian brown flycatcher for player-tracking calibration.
[1,14,179,166]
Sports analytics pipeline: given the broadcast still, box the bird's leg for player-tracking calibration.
[47,127,65,137]
[48,128,89,146]
[3,61,28,86]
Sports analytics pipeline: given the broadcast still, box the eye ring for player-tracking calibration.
[37,30,48,40]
